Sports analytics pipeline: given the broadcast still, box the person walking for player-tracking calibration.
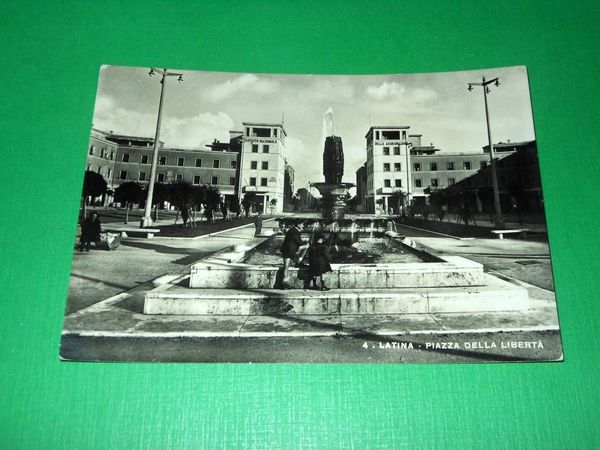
[254,211,263,237]
[307,234,332,291]
[79,211,101,252]
[280,223,304,289]
[180,205,190,228]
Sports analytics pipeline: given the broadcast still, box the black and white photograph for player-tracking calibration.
[60,65,563,363]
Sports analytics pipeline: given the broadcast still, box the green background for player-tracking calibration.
[0,1,598,448]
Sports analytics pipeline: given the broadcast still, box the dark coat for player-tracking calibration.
[81,216,101,242]
[280,227,302,258]
[308,242,332,276]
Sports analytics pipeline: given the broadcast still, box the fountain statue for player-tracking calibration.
[311,110,355,218]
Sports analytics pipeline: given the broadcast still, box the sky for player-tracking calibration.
[92,65,536,191]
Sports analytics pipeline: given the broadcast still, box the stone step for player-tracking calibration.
[145,274,528,316]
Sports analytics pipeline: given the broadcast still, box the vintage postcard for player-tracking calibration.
[60,65,563,363]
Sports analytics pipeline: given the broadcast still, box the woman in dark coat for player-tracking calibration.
[79,212,101,252]
[307,234,332,291]
[280,224,304,289]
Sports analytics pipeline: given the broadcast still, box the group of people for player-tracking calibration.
[280,223,332,291]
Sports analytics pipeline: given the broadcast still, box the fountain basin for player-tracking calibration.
[189,233,485,290]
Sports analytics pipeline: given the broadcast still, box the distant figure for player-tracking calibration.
[79,212,101,252]
[308,234,332,291]
[181,205,190,228]
[254,211,263,237]
[220,202,228,221]
[280,223,304,289]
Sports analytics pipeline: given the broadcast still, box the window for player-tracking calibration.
[414,163,421,171]
[394,163,401,171]
[250,177,257,186]
[87,164,91,171]
[395,179,402,188]
[262,144,269,153]
[251,161,258,170]
[119,171,127,180]
[383,163,391,172]
[463,161,471,170]
[447,162,454,170]
[122,153,130,163]
[480,161,487,169]
[195,158,202,167]
[415,179,422,188]
[383,146,390,155]
[229,177,236,186]
[159,156,167,165]
[430,162,437,171]
[97,167,102,174]
[100,148,105,158]
[381,130,400,139]
[253,127,271,138]
[139,172,146,181]
[402,130,407,140]
[245,127,250,136]
[107,168,112,178]
[393,146,400,155]
[273,128,278,137]
[213,159,220,168]
[431,178,439,187]
[230,160,237,169]
[261,161,269,170]
[448,178,455,186]
[375,131,380,140]
[193,176,201,185]
[252,144,258,153]
[260,177,268,186]
[89,145,94,156]
[384,179,391,187]
[175,174,183,182]
[177,157,184,167]
[141,155,149,164]
[109,151,114,160]
[211,176,218,185]
[157,173,165,182]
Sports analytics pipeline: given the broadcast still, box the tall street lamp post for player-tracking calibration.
[141,68,183,228]
[468,76,504,228]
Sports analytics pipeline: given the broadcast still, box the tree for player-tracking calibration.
[81,170,107,220]
[292,192,301,212]
[169,181,195,224]
[114,182,143,224]
[429,191,448,222]
[242,192,256,218]
[390,190,406,216]
[142,182,170,221]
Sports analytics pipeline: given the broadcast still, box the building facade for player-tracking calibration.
[444,140,542,213]
[364,126,412,213]
[238,122,288,213]
[363,125,515,213]
[86,124,292,212]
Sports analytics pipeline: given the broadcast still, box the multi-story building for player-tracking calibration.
[363,126,515,213]
[364,126,412,213]
[86,124,293,212]
[86,128,120,188]
[238,122,288,213]
[444,140,542,213]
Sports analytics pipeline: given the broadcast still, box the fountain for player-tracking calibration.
[311,109,355,219]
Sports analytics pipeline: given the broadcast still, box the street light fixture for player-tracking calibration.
[141,68,183,227]
[467,75,504,228]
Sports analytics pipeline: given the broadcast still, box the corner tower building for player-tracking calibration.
[238,122,288,213]
[365,126,412,213]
